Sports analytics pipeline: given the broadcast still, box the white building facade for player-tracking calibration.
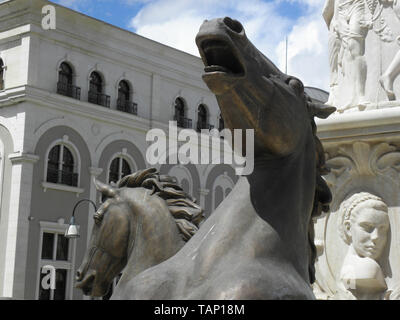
[0,0,240,300]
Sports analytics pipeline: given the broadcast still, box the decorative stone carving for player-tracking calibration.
[313,141,400,299]
[337,192,390,299]
[324,141,400,192]
[323,0,400,112]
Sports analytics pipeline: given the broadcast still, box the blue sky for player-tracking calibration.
[53,0,308,31]
[51,0,329,90]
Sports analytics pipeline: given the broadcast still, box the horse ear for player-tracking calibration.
[307,102,336,119]
[93,178,116,198]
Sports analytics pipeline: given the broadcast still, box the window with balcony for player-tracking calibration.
[197,104,213,131]
[108,156,132,184]
[0,59,4,90]
[117,80,137,115]
[174,97,192,128]
[57,62,80,100]
[46,144,78,187]
[88,71,110,107]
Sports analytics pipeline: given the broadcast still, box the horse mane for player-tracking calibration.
[306,95,335,283]
[117,168,205,242]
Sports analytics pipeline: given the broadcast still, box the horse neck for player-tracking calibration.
[247,137,316,280]
[121,198,185,282]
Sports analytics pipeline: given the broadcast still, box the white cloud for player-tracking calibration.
[276,12,329,89]
[128,0,330,90]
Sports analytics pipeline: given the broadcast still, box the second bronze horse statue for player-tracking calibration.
[77,17,335,299]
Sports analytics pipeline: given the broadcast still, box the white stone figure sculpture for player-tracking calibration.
[323,0,371,111]
[379,0,400,100]
[323,0,341,106]
[336,0,371,109]
[379,47,400,100]
[337,192,390,299]
[323,0,400,111]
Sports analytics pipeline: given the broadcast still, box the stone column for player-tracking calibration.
[1,152,38,299]
[87,167,103,246]
[198,188,209,216]
[150,73,161,127]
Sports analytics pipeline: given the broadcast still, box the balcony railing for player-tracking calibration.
[196,122,214,132]
[117,99,138,115]
[57,82,81,100]
[88,91,110,108]
[174,115,192,129]
[46,168,78,187]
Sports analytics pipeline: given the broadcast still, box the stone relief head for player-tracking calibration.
[339,192,390,261]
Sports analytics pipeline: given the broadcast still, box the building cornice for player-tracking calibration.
[316,106,400,143]
[22,85,151,134]
[41,182,84,197]
[8,152,39,164]
[88,167,103,178]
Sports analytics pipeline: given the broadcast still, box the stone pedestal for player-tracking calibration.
[314,106,400,299]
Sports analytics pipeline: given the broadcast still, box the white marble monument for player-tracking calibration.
[315,1,400,299]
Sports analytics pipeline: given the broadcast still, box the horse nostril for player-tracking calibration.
[223,17,243,33]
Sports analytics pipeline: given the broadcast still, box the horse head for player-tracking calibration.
[196,17,335,157]
[75,180,133,296]
[196,17,335,283]
[76,168,204,297]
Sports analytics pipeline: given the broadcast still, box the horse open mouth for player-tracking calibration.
[201,39,245,76]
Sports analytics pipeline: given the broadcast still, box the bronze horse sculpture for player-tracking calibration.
[75,168,204,297]
[77,17,335,299]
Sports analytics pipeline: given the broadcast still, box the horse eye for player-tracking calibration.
[288,78,304,95]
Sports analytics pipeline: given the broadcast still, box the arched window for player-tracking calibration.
[90,71,102,93]
[175,97,185,118]
[174,97,191,128]
[117,80,137,114]
[46,145,78,187]
[214,185,224,210]
[0,59,4,90]
[59,62,72,86]
[88,71,110,107]
[180,178,189,194]
[57,62,80,99]
[118,80,129,102]
[108,156,131,184]
[197,104,209,131]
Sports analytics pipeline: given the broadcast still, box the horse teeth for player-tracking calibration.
[204,65,230,73]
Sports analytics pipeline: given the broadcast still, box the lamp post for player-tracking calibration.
[65,199,97,238]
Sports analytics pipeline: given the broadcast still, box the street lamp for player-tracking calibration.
[65,199,97,239]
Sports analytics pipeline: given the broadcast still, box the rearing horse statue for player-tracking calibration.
[106,17,335,299]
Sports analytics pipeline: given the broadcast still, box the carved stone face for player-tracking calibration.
[347,201,389,260]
